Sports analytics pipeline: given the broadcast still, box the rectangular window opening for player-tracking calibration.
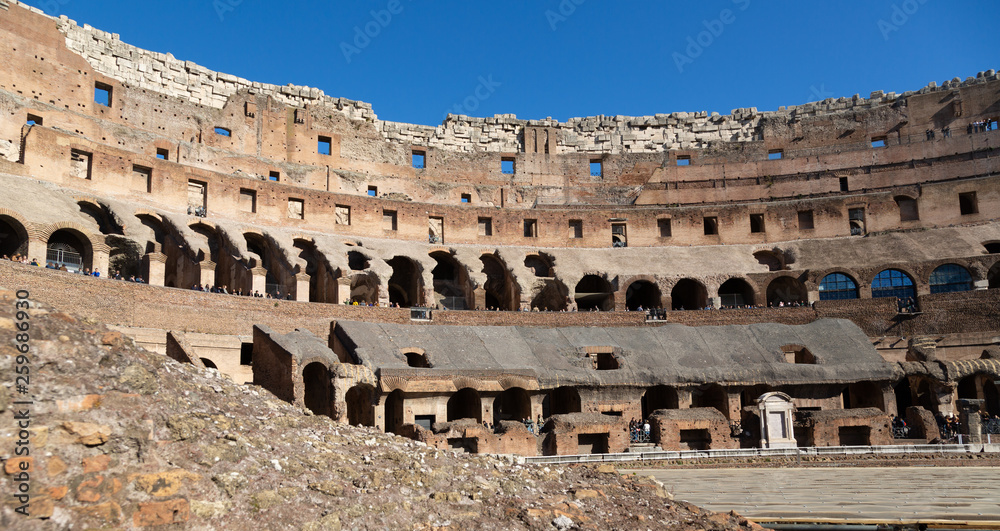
[657,218,672,237]
[335,204,351,225]
[589,160,602,177]
[428,216,444,244]
[798,210,814,230]
[239,188,257,213]
[460,193,471,204]
[768,149,783,160]
[94,82,112,107]
[611,223,627,248]
[367,185,377,197]
[959,191,978,215]
[897,197,919,221]
[383,209,397,231]
[478,217,493,237]
[871,136,886,148]
[412,150,426,169]
[676,155,691,166]
[501,158,515,175]
[569,219,583,239]
[131,165,152,193]
[156,148,169,160]
[849,207,866,236]
[703,216,718,236]
[523,219,538,238]
[214,127,231,137]
[839,177,849,192]
[268,171,280,182]
[750,213,765,233]
[70,149,92,180]
[26,113,42,126]
[318,136,332,156]
[287,198,304,220]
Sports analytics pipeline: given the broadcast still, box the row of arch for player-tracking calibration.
[3,210,998,311]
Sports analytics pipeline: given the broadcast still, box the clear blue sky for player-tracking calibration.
[22,0,1000,126]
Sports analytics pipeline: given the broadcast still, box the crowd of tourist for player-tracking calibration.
[897,297,919,313]
[3,254,147,283]
[629,418,651,443]
[969,120,997,134]
[191,283,292,299]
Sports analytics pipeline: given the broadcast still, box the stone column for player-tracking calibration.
[27,238,47,263]
[473,287,486,310]
[143,252,167,286]
[250,267,267,295]
[338,276,352,304]
[958,399,984,444]
[199,260,217,289]
[725,391,742,421]
[677,389,693,409]
[295,273,311,302]
[481,394,495,425]
[92,245,110,277]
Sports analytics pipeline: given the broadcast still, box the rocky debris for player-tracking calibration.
[0,287,762,530]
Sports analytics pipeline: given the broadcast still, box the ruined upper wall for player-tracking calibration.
[36,1,999,155]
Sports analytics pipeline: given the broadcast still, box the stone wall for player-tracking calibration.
[649,408,738,451]
[796,408,893,447]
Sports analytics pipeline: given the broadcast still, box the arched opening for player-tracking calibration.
[302,362,333,418]
[753,250,784,271]
[200,358,218,370]
[294,239,339,303]
[893,379,914,416]
[349,273,378,305]
[447,388,482,422]
[818,272,859,300]
[641,385,678,419]
[913,379,940,414]
[387,256,422,308]
[691,384,729,418]
[430,251,471,310]
[345,384,375,427]
[625,280,661,310]
[531,279,569,311]
[740,385,772,410]
[524,253,553,277]
[245,233,293,299]
[718,278,755,308]
[547,386,581,416]
[671,278,708,310]
[929,264,973,294]
[574,275,614,311]
[47,229,92,272]
[384,390,404,434]
[481,254,518,310]
[958,374,1000,416]
[846,381,886,411]
[984,241,1000,254]
[766,276,808,306]
[347,250,369,271]
[0,216,28,258]
[871,268,916,301]
[403,350,430,368]
[990,262,1000,289]
[494,387,531,424]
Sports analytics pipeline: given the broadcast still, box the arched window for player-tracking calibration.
[929,264,973,294]
[871,269,915,300]
[818,273,859,300]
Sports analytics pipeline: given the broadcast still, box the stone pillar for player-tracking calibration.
[92,247,110,277]
[725,391,742,421]
[295,273,311,302]
[338,276,352,304]
[973,279,989,290]
[374,395,386,432]
[27,238,47,263]
[677,389,693,409]
[530,393,545,423]
[481,394,495,425]
[473,287,486,310]
[250,267,267,295]
[709,296,721,309]
[958,399,984,444]
[880,383,898,417]
[144,252,167,286]
[199,260,217,289]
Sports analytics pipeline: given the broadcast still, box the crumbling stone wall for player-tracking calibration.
[649,408,738,451]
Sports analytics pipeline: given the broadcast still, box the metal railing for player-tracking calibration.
[521,443,999,465]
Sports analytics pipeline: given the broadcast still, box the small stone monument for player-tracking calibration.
[757,392,797,448]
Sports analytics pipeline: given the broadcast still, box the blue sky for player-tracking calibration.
[21,0,1000,126]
